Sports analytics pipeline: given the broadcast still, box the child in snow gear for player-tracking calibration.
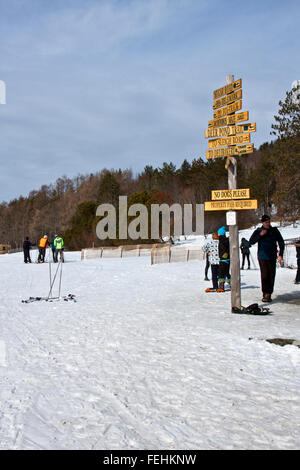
[38,235,49,263]
[23,236,35,263]
[249,215,284,302]
[53,235,64,262]
[240,237,251,270]
[294,240,300,284]
[217,226,231,292]
[202,232,219,292]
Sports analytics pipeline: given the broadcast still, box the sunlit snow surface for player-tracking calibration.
[0,225,299,449]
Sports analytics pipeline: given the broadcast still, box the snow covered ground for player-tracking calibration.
[0,225,300,450]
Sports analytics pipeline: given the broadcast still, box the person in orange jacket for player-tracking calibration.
[38,235,50,263]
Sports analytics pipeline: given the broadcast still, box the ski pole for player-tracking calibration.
[58,259,63,298]
[47,259,62,300]
[49,254,52,298]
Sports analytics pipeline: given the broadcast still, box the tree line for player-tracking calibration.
[0,88,299,250]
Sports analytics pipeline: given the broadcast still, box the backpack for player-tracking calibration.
[39,238,48,248]
[241,239,250,254]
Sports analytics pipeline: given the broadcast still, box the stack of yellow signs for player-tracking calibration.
[205,79,256,160]
[204,188,258,211]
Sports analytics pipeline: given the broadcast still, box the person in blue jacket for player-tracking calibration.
[249,215,284,302]
[51,234,57,262]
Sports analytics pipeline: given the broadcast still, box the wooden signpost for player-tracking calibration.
[211,189,250,200]
[208,133,251,148]
[208,111,249,128]
[213,78,242,99]
[206,143,253,159]
[205,199,257,211]
[213,89,242,110]
[205,123,256,138]
[213,100,242,119]
[204,75,257,311]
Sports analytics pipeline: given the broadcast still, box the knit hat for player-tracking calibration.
[261,215,270,222]
[217,226,226,236]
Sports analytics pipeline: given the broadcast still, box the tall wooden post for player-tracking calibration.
[226,74,241,309]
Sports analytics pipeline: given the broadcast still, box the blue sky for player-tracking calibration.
[0,0,299,201]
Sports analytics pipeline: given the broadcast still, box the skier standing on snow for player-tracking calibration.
[53,235,64,262]
[50,234,57,262]
[249,215,284,302]
[202,232,220,292]
[240,237,251,270]
[38,235,49,263]
[23,236,35,263]
[294,239,300,285]
[217,226,231,292]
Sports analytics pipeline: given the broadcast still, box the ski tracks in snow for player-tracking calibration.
[0,252,300,449]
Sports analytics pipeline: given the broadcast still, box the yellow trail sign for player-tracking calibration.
[213,79,242,100]
[227,111,249,125]
[204,199,257,211]
[206,143,254,159]
[213,100,242,119]
[213,89,242,110]
[208,133,251,148]
[205,122,256,138]
[211,189,250,200]
[208,111,249,128]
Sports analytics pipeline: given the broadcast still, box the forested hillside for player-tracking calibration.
[1,89,299,250]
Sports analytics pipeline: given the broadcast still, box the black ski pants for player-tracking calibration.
[38,247,46,262]
[258,259,277,295]
[241,253,250,268]
[23,249,31,263]
[54,248,64,263]
[219,261,230,281]
[211,264,219,290]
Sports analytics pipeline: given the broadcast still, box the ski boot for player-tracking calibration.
[262,293,272,303]
[217,280,225,292]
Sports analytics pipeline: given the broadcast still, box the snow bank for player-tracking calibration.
[0,224,299,450]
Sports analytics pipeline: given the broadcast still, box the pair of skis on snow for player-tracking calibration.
[232,303,270,315]
[22,258,76,304]
[205,288,270,314]
[22,294,77,304]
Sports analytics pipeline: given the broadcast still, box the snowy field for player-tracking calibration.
[0,225,300,450]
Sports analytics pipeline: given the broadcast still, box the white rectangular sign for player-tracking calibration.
[0,80,6,104]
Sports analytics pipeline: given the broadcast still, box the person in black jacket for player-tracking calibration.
[249,215,284,302]
[23,237,35,263]
[240,237,251,270]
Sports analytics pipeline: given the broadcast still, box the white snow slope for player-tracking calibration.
[0,226,300,450]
